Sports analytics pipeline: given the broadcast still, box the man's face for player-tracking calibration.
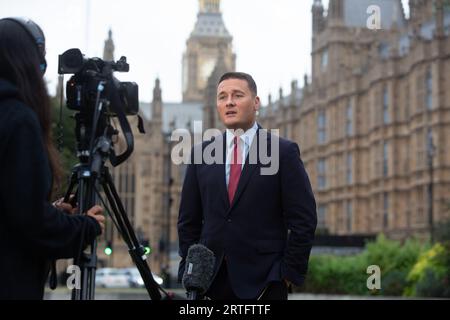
[217,78,260,131]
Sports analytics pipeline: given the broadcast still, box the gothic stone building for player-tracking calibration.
[98,0,450,276]
[259,0,450,240]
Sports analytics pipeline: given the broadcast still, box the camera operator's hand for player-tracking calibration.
[87,205,105,235]
[53,194,77,214]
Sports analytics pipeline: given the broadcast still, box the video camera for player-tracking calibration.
[57,48,144,167]
[58,48,138,116]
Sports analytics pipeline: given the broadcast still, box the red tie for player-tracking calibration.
[228,136,242,204]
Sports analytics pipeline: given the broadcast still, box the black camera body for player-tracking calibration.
[57,48,141,167]
[58,48,139,116]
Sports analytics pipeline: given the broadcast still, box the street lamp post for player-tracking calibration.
[427,128,436,243]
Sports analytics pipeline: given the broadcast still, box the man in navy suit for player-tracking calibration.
[177,72,317,300]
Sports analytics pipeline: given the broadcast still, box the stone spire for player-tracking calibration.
[152,78,162,120]
[328,0,344,25]
[103,28,115,61]
[312,0,325,34]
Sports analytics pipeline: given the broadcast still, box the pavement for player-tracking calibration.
[44,288,437,300]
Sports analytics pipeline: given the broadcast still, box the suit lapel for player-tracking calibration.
[214,132,229,213]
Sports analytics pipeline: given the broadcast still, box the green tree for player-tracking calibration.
[50,96,78,198]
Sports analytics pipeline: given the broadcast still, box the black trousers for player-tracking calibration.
[205,260,288,300]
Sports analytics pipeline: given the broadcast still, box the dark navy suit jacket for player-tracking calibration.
[177,126,317,299]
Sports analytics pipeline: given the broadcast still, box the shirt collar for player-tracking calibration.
[226,122,258,148]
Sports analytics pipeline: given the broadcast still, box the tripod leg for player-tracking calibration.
[63,167,79,203]
[100,167,162,300]
[69,166,99,300]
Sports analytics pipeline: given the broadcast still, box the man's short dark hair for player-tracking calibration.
[218,72,257,96]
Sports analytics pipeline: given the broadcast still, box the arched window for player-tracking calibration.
[383,86,389,124]
[346,100,353,136]
[425,67,433,110]
[317,110,327,144]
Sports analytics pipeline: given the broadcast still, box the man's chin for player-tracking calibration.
[224,121,240,130]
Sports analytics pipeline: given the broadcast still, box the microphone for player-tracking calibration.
[182,244,215,300]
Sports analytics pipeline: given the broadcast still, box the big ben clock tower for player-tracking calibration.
[182,0,236,102]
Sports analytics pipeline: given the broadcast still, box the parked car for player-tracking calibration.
[121,268,164,287]
[95,268,129,288]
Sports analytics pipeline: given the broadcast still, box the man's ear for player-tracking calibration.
[254,96,261,111]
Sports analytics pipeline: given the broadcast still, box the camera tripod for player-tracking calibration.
[64,134,165,300]
[55,62,174,300]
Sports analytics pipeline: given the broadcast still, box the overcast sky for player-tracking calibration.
[1,0,409,105]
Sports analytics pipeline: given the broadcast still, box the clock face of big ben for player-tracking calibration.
[199,57,216,87]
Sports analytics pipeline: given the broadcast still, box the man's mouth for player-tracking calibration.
[225,111,237,116]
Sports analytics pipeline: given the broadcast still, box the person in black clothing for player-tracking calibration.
[0,18,105,300]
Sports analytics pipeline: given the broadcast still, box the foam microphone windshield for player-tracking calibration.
[182,244,215,298]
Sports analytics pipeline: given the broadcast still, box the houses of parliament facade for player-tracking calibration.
[96,0,450,274]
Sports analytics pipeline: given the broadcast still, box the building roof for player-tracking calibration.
[140,101,203,133]
[379,11,450,59]
[343,0,405,29]
[190,12,232,39]
[260,87,304,116]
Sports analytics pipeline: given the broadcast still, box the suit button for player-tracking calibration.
[227,219,231,223]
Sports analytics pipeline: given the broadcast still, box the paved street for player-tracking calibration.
[44,288,435,300]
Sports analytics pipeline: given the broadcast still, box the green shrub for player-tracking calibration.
[415,269,450,298]
[404,243,450,297]
[301,234,428,296]
[365,234,427,275]
[301,253,369,295]
[381,270,408,296]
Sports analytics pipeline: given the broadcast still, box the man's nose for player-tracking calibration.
[226,97,236,107]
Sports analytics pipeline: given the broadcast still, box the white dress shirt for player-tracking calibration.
[225,122,258,187]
